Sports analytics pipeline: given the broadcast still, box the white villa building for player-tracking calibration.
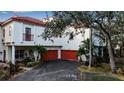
[0,16,90,64]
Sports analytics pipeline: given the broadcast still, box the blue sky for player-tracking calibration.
[0,11,53,22]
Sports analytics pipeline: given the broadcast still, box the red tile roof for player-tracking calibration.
[2,16,45,27]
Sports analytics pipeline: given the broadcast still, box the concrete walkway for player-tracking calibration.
[11,60,80,81]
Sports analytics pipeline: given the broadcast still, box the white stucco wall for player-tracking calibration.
[6,21,90,51]
[57,27,90,50]
[35,26,90,50]
[12,21,61,46]
[13,21,36,45]
[3,22,14,43]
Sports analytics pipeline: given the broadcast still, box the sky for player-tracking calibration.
[0,11,53,22]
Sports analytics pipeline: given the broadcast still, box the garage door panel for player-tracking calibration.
[43,50,58,61]
[61,50,78,61]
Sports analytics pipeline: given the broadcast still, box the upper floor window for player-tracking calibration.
[25,27,31,35]
[3,29,5,37]
[23,27,34,41]
[9,26,12,36]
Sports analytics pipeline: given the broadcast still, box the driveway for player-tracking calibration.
[12,60,80,81]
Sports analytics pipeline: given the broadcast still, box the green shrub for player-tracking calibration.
[23,57,31,65]
[9,62,20,75]
[26,61,40,67]
[33,45,47,61]
[23,57,35,66]
[0,70,10,80]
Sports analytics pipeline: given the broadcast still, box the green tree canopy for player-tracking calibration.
[43,11,124,72]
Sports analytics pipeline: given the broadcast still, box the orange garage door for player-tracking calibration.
[61,50,78,61]
[43,50,58,61]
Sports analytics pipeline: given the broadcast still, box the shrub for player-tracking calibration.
[33,45,47,61]
[26,61,40,67]
[0,63,10,80]
[9,62,25,75]
[0,70,8,80]
[23,57,34,66]
[92,56,103,66]
[9,62,19,75]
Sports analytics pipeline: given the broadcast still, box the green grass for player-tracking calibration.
[78,64,123,81]
[92,75,120,81]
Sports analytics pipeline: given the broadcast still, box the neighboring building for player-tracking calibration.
[0,16,90,64]
[0,22,4,62]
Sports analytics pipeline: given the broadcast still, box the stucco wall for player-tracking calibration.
[13,21,36,45]
[55,27,90,50]
[12,21,60,46]
[35,26,90,50]
[8,21,90,50]
[3,22,14,43]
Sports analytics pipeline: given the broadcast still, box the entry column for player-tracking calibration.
[5,46,9,63]
[12,45,15,65]
[58,48,61,59]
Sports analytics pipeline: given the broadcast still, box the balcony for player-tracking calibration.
[23,34,34,41]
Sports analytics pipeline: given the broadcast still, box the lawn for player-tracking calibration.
[78,63,124,81]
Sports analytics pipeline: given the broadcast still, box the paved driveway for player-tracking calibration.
[12,60,80,81]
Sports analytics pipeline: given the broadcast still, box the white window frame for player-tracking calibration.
[9,26,12,36]
[15,50,24,60]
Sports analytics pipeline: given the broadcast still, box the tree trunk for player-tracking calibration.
[107,39,116,73]
[120,47,122,57]
[98,28,116,73]
[88,28,92,69]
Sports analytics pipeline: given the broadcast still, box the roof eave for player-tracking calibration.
[1,17,45,27]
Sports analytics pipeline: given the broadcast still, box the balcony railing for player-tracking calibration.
[23,33,34,41]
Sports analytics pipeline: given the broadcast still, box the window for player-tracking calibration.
[23,27,33,41]
[25,27,31,35]
[9,26,12,36]
[15,50,24,59]
[3,29,5,37]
